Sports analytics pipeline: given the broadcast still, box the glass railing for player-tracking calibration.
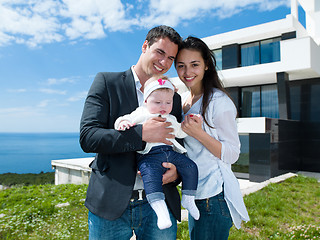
[232,134,249,175]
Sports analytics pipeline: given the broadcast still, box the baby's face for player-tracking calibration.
[145,89,174,115]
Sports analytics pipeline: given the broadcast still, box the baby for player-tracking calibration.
[114,76,199,230]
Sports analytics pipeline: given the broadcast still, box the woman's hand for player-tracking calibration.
[183,113,222,159]
[181,114,203,138]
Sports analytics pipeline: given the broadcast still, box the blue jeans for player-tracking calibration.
[188,191,233,240]
[137,145,198,203]
[88,199,177,240]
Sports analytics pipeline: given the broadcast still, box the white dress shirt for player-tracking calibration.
[131,66,144,190]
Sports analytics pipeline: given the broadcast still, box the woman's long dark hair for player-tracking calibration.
[176,36,229,128]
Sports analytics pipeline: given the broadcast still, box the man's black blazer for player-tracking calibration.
[80,69,182,221]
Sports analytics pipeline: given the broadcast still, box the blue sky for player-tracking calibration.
[0,0,291,133]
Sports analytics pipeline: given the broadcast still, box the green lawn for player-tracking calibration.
[0,175,319,239]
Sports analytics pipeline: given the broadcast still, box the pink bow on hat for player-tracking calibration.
[158,78,166,85]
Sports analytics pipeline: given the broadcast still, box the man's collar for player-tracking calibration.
[131,66,141,89]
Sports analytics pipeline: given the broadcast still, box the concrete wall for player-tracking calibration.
[51,157,93,185]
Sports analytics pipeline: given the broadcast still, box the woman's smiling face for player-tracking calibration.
[175,49,207,91]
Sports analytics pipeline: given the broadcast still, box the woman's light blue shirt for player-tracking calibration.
[181,88,249,229]
[181,93,223,200]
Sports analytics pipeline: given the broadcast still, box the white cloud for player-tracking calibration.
[37,99,51,108]
[0,106,43,117]
[67,91,88,102]
[0,105,81,132]
[61,0,131,39]
[46,77,76,85]
[0,0,290,47]
[39,88,67,95]
[0,31,14,46]
[0,0,63,47]
[7,88,27,93]
[138,0,291,27]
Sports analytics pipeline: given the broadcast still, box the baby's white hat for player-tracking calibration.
[143,78,175,101]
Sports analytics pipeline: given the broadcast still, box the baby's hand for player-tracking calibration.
[117,120,135,131]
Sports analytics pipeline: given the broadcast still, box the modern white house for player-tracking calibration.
[52,0,320,184]
[199,0,320,180]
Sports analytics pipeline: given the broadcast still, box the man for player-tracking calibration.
[80,25,183,239]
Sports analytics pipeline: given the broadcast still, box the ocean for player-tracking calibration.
[0,133,94,174]
[0,133,249,174]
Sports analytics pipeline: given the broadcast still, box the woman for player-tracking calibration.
[175,36,249,239]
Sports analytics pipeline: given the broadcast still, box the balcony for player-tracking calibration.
[202,14,320,87]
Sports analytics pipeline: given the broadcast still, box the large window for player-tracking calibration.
[289,85,301,121]
[241,86,261,117]
[290,81,320,122]
[261,38,280,64]
[212,49,222,70]
[232,134,249,174]
[241,84,279,118]
[241,38,280,67]
[310,84,320,122]
[261,85,279,118]
[241,42,260,67]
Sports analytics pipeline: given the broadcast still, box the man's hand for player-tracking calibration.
[142,117,174,145]
[162,162,178,184]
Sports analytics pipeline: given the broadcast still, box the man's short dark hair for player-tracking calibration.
[146,25,182,48]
